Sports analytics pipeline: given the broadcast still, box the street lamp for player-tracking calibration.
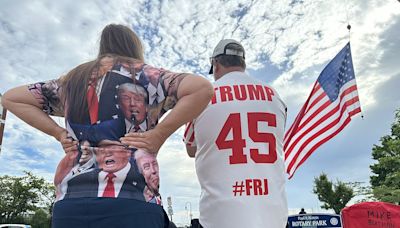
[167,196,173,222]
[185,202,192,226]
[0,93,7,154]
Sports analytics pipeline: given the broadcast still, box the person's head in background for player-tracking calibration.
[208,39,246,81]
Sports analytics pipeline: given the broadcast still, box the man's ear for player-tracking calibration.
[214,62,219,74]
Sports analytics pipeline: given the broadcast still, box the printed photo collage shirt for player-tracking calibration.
[29,55,186,204]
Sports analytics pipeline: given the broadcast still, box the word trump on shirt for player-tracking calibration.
[211,84,275,104]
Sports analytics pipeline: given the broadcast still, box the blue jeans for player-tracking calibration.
[52,197,167,228]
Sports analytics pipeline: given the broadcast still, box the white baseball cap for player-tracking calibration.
[209,39,245,74]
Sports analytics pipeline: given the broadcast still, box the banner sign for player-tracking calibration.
[288,214,342,228]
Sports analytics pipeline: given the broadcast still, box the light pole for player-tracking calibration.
[185,201,192,226]
[0,93,7,154]
[167,196,173,222]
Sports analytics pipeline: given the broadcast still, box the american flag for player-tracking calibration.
[284,42,361,179]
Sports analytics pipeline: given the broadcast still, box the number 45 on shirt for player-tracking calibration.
[216,112,277,165]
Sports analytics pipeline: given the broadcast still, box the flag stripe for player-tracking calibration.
[305,88,325,113]
[284,103,306,143]
[183,121,196,146]
[287,107,361,178]
[284,104,306,142]
[288,117,352,177]
[286,95,360,171]
[286,90,360,162]
[288,108,361,179]
[284,82,318,143]
[189,128,195,144]
[285,82,359,157]
[298,84,358,131]
[184,121,193,138]
[287,105,360,176]
[286,93,360,167]
[304,84,322,112]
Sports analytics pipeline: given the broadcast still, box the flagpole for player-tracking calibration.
[346,22,364,119]
[346,0,351,41]
[347,24,351,41]
[345,0,364,118]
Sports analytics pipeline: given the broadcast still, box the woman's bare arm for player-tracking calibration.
[2,85,65,141]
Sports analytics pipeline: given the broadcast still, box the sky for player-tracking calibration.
[0,0,399,226]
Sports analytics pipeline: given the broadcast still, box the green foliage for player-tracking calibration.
[0,171,55,224]
[313,173,354,214]
[370,109,400,204]
[345,181,375,203]
[29,209,51,228]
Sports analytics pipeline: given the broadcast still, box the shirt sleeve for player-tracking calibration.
[183,121,196,147]
[28,78,64,117]
[158,70,187,111]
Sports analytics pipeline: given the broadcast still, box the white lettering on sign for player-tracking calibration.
[292,220,328,227]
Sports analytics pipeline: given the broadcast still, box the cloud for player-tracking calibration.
[1,0,399,224]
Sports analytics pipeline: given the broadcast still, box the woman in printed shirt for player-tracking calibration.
[2,24,213,228]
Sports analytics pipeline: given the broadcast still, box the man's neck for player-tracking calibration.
[215,67,245,81]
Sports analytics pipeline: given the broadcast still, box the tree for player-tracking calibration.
[313,173,354,214]
[29,209,51,228]
[370,109,400,204]
[0,171,55,224]
[345,181,375,203]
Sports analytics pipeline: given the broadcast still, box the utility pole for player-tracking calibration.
[0,93,7,154]
[185,201,192,226]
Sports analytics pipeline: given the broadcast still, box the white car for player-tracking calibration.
[0,225,31,228]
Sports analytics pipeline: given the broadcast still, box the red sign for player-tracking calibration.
[341,202,400,228]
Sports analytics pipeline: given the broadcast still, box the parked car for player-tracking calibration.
[0,225,31,228]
